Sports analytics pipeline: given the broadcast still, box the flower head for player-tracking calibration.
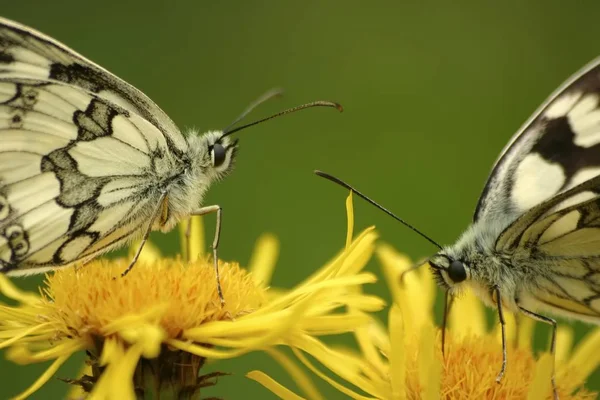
[251,193,600,399]
[0,205,383,399]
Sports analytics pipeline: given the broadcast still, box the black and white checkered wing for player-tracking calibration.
[474,57,600,226]
[0,18,190,274]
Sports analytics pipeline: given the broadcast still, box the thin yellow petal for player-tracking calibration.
[566,328,600,381]
[0,323,52,349]
[179,216,205,262]
[247,370,306,400]
[346,191,354,249]
[423,361,441,400]
[526,353,553,400]
[389,305,406,400]
[7,339,85,364]
[11,354,71,400]
[266,348,323,400]
[128,239,161,263]
[355,322,386,373]
[248,233,280,288]
[0,274,41,305]
[517,312,535,351]
[377,245,434,331]
[418,322,436,397]
[450,288,486,338]
[118,324,166,358]
[291,346,377,400]
[555,325,573,367]
[91,342,143,400]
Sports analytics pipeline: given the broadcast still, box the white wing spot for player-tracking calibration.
[512,154,565,211]
[570,107,600,148]
[544,91,582,118]
[569,93,599,119]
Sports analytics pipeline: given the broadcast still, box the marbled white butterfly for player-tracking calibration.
[0,17,341,302]
[316,57,600,398]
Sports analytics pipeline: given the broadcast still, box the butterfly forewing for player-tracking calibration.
[475,57,600,226]
[0,17,188,153]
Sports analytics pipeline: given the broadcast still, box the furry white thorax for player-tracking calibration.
[156,130,236,232]
[435,217,527,312]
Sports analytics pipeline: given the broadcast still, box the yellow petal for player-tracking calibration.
[516,312,535,351]
[91,341,143,400]
[7,339,85,364]
[247,370,306,400]
[378,245,433,331]
[0,274,41,305]
[291,345,377,400]
[450,288,486,338]
[418,322,437,398]
[128,239,161,263]
[346,191,354,249]
[11,354,71,400]
[566,328,600,381]
[248,233,280,288]
[118,324,166,358]
[266,348,323,400]
[389,305,406,400]
[526,353,553,400]
[555,325,573,367]
[178,215,205,262]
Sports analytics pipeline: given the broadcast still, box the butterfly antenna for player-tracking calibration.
[221,100,343,138]
[315,170,443,250]
[223,88,285,134]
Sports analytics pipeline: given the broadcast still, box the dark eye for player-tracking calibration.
[211,143,226,167]
[447,260,467,283]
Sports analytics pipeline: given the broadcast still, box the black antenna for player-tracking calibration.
[221,101,343,138]
[315,170,443,250]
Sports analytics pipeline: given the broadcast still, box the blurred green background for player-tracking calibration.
[3,1,600,398]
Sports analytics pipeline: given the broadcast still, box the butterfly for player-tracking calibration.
[0,16,342,302]
[316,56,600,398]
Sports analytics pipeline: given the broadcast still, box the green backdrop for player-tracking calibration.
[3,1,600,398]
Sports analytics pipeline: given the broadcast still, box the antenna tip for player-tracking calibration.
[334,103,344,112]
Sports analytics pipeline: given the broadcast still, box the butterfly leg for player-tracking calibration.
[493,285,508,384]
[518,306,558,400]
[441,290,454,356]
[120,192,168,278]
[190,205,224,305]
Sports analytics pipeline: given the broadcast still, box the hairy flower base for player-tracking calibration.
[67,344,227,398]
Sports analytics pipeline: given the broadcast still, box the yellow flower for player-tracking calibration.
[0,203,384,399]
[251,194,600,399]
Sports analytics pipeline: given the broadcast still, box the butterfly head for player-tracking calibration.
[428,253,471,291]
[198,131,239,181]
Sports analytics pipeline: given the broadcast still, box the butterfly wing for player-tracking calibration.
[0,17,188,154]
[0,77,186,275]
[495,175,600,320]
[474,57,600,226]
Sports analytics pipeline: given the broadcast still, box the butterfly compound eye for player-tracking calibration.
[447,260,467,283]
[211,143,226,167]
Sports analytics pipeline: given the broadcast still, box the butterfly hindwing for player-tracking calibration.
[0,77,183,273]
[495,175,600,319]
[475,57,600,226]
